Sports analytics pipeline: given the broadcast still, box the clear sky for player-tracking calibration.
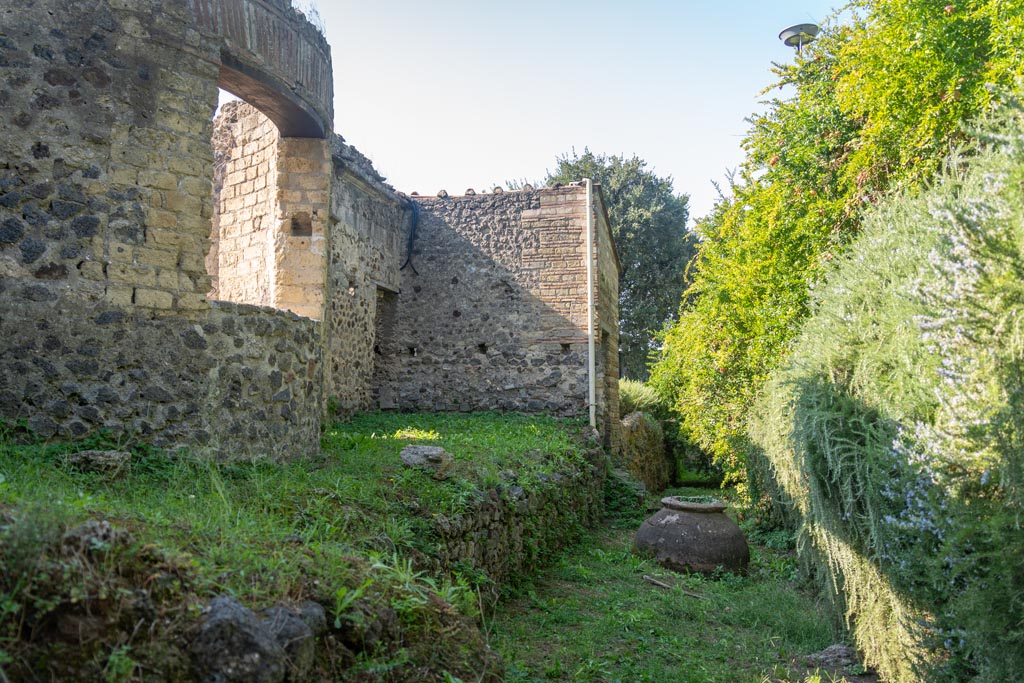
[298,1,840,223]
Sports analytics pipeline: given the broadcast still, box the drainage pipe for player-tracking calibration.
[584,178,597,429]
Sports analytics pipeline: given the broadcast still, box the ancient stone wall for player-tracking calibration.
[0,0,621,456]
[594,199,621,452]
[619,411,671,493]
[373,187,621,443]
[274,136,330,319]
[323,141,406,414]
[430,449,607,585]
[0,0,325,457]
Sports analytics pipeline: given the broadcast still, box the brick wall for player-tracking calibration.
[210,102,277,306]
[274,136,330,319]
[209,102,329,320]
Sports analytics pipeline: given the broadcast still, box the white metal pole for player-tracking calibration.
[584,178,597,429]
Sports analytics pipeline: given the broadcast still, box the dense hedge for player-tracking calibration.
[748,100,1024,683]
[650,0,1024,489]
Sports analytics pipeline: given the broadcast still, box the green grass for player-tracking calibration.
[0,412,588,601]
[0,411,588,681]
[1,413,859,681]
[490,487,854,683]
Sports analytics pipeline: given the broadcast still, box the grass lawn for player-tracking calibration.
[490,487,867,683]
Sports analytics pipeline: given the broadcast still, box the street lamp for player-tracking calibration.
[779,23,819,54]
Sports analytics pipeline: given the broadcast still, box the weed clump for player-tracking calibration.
[0,506,197,681]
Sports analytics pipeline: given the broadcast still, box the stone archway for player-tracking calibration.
[191,0,333,320]
[189,0,333,140]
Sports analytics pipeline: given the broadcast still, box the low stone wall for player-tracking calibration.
[430,449,607,585]
[0,295,321,459]
[619,411,671,493]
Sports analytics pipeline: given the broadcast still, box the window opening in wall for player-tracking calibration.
[207,85,328,321]
[291,211,313,237]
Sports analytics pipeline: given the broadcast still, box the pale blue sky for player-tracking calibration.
[302,1,840,222]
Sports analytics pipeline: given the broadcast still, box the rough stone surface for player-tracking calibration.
[619,411,672,493]
[374,188,622,451]
[400,445,455,479]
[0,296,321,457]
[61,449,131,476]
[431,451,607,586]
[0,1,621,459]
[259,605,316,681]
[322,136,406,415]
[296,600,328,637]
[190,596,287,683]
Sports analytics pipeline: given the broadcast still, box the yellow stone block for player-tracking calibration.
[135,288,174,309]
[78,260,106,281]
[108,262,156,287]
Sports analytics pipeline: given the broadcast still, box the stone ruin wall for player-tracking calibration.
[594,197,621,452]
[0,0,621,457]
[374,187,621,443]
[209,102,278,307]
[322,138,406,415]
[0,0,330,456]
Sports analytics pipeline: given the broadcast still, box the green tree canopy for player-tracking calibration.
[649,0,1024,487]
[545,150,695,380]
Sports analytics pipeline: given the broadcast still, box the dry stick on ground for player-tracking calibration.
[642,575,708,599]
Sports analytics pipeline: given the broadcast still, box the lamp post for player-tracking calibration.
[779,23,819,54]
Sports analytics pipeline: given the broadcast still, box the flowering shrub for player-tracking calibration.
[748,98,1024,682]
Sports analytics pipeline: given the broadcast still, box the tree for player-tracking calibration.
[649,0,1024,488]
[545,150,695,380]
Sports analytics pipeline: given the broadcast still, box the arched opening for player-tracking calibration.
[205,72,330,321]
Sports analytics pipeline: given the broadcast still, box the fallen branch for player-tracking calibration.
[642,575,708,600]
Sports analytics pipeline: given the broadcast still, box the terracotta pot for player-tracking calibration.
[633,496,749,575]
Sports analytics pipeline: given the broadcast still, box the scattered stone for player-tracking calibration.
[806,644,859,669]
[62,519,132,555]
[296,601,327,637]
[400,444,454,479]
[190,596,287,683]
[61,449,130,476]
[259,605,316,681]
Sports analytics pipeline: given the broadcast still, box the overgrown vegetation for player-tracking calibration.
[618,378,661,417]
[0,412,591,681]
[491,487,860,683]
[748,99,1024,681]
[650,0,1024,489]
